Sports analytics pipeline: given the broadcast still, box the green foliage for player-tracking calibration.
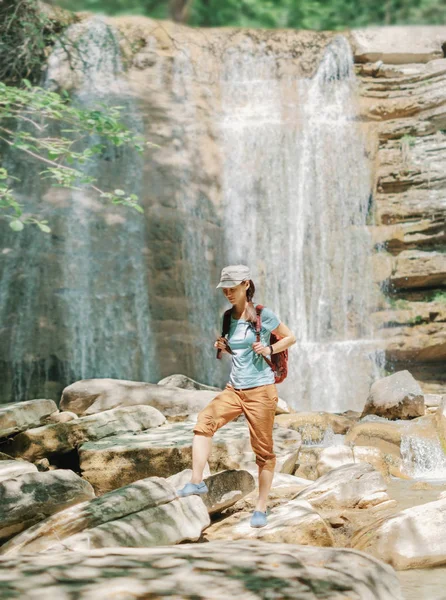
[0,81,147,232]
[432,291,446,304]
[55,0,446,29]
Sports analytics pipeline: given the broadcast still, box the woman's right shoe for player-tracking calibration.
[250,510,267,528]
[177,481,209,497]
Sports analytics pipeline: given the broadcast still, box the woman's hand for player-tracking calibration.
[252,342,271,357]
[215,337,230,354]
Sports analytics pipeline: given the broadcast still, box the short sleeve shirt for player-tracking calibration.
[227,305,280,389]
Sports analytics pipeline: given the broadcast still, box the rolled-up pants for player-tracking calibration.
[193,383,278,473]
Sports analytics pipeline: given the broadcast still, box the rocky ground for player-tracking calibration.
[1,371,446,598]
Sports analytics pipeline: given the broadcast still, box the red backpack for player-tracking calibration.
[217,304,288,384]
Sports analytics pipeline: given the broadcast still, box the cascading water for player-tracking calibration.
[401,433,446,480]
[0,19,157,402]
[219,36,382,411]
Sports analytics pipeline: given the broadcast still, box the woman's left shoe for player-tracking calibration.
[250,510,267,528]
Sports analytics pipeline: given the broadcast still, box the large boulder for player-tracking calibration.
[0,476,209,555]
[275,411,353,443]
[60,378,218,417]
[295,463,395,511]
[207,498,335,547]
[0,399,57,439]
[345,419,405,458]
[0,540,403,599]
[6,405,165,462]
[353,497,446,570]
[0,469,95,544]
[362,371,424,420]
[168,469,255,515]
[316,445,397,479]
[79,420,301,495]
[157,373,221,392]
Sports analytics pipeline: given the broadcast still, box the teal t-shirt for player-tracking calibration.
[227,305,281,389]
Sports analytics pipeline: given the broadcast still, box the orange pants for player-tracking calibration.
[193,383,278,473]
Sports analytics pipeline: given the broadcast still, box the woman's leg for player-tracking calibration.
[191,434,212,484]
[190,385,243,483]
[242,384,278,513]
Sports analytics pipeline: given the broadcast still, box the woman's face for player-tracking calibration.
[222,281,249,305]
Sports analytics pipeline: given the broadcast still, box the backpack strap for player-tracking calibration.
[222,308,232,337]
[255,305,274,370]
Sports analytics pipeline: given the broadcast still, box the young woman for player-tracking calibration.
[178,264,296,527]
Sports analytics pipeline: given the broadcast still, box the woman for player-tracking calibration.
[178,264,296,527]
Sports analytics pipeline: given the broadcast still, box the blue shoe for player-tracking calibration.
[177,481,209,497]
[250,510,268,528]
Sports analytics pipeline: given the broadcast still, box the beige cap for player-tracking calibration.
[216,264,251,288]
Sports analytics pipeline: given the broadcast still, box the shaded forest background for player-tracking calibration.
[54,0,446,29]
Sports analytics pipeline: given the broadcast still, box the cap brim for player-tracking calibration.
[216,280,243,289]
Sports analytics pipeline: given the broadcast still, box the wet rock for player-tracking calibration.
[362,371,424,420]
[0,469,95,544]
[0,399,57,439]
[207,499,334,547]
[0,539,403,599]
[0,476,208,555]
[6,405,166,462]
[157,373,221,392]
[60,378,218,418]
[295,463,394,510]
[345,419,405,458]
[0,459,38,483]
[79,420,301,495]
[353,497,446,570]
[316,445,395,479]
[168,469,255,515]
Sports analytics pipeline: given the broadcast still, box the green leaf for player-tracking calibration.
[0,168,8,180]
[38,223,51,233]
[9,219,24,232]
[114,189,125,196]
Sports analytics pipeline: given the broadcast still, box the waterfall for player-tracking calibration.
[219,36,381,411]
[401,435,446,480]
[0,19,157,403]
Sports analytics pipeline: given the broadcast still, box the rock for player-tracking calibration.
[345,420,405,457]
[352,26,446,64]
[0,469,95,544]
[168,469,255,515]
[435,395,446,444]
[0,399,57,439]
[275,411,353,443]
[207,499,334,547]
[362,371,424,420]
[295,463,394,510]
[293,446,324,480]
[353,497,446,570]
[425,394,444,408]
[390,251,446,290]
[60,378,218,417]
[275,449,300,474]
[316,445,393,479]
[157,373,221,392]
[42,410,79,424]
[6,405,166,462]
[79,421,301,495]
[0,459,38,483]
[0,539,403,599]
[275,397,292,415]
[0,476,209,555]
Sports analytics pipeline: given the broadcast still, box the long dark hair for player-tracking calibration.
[245,280,257,324]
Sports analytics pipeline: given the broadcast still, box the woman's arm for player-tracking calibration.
[252,322,296,357]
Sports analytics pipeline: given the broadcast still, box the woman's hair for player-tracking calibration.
[245,280,257,323]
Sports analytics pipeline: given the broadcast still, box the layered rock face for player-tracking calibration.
[352,27,446,393]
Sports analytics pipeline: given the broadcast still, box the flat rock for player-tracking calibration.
[60,378,218,417]
[0,469,95,544]
[207,498,334,547]
[157,373,221,392]
[0,476,209,555]
[0,460,38,484]
[6,405,166,461]
[168,469,255,515]
[390,250,446,290]
[0,540,403,599]
[353,497,446,570]
[362,371,424,420]
[275,411,353,443]
[79,420,301,495]
[295,463,394,510]
[0,399,57,439]
[345,420,405,457]
[316,445,395,479]
[352,26,446,64]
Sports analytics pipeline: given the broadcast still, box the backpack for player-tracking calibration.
[217,304,288,384]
